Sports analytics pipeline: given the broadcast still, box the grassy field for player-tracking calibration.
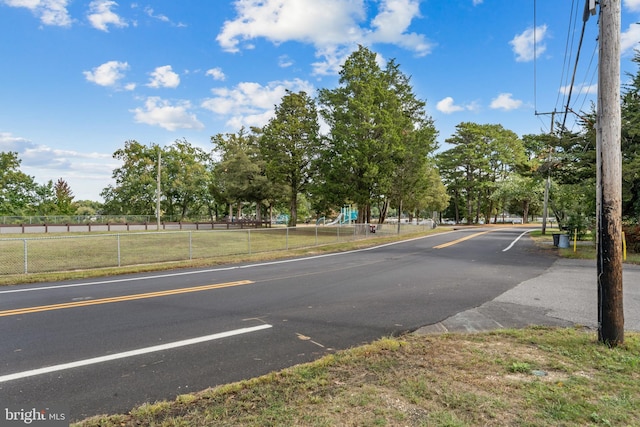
[76,327,640,427]
[0,226,445,285]
[0,224,418,276]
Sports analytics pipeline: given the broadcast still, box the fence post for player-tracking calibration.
[23,239,28,274]
[117,234,121,267]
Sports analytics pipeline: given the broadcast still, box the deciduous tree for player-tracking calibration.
[0,151,38,215]
[101,141,159,215]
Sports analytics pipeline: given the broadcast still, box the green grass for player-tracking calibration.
[74,327,640,426]
[0,226,446,285]
[529,229,640,264]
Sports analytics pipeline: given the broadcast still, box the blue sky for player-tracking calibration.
[1,0,640,201]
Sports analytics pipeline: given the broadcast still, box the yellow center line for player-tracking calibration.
[433,230,495,249]
[0,280,254,317]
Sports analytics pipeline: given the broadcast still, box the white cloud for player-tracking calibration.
[217,0,432,75]
[83,60,130,87]
[624,0,640,12]
[436,97,479,114]
[490,93,523,111]
[136,4,184,27]
[205,67,226,81]
[436,97,464,114]
[87,0,127,32]
[131,97,204,131]
[201,78,314,129]
[144,6,168,22]
[510,25,547,62]
[2,0,72,26]
[147,65,180,88]
[621,23,640,55]
[560,83,597,96]
[473,0,483,5]
[368,0,432,56]
[278,55,294,68]
[0,132,117,200]
[0,131,37,152]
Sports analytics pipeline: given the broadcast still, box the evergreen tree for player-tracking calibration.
[259,90,322,226]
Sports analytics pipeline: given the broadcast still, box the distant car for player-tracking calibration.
[512,218,523,224]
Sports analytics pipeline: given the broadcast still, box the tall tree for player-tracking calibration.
[211,128,274,221]
[317,45,437,223]
[0,151,38,215]
[439,123,490,224]
[101,141,159,215]
[54,178,75,215]
[162,139,211,220]
[621,51,640,219]
[439,123,524,224]
[491,174,542,223]
[259,90,322,226]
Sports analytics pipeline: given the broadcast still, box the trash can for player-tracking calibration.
[552,233,561,247]
[558,234,570,248]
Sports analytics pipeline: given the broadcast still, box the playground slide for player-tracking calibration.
[325,213,343,226]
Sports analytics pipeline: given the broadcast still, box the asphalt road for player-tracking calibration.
[0,227,554,421]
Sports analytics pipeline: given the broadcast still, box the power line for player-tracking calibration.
[570,43,598,131]
[555,0,579,113]
[560,1,591,131]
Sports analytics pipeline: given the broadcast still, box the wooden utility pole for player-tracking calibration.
[596,0,624,346]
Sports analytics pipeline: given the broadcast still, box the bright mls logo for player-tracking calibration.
[1,406,68,426]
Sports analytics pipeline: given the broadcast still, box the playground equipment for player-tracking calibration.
[340,205,358,224]
[323,205,358,226]
[325,213,343,226]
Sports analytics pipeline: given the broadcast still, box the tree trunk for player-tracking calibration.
[289,192,297,227]
[453,190,460,223]
[180,201,188,221]
[485,193,494,225]
[522,200,529,224]
[466,191,473,224]
[379,200,389,224]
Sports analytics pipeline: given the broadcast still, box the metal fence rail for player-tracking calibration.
[0,223,435,275]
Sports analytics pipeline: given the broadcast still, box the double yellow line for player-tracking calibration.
[433,230,495,249]
[0,280,254,317]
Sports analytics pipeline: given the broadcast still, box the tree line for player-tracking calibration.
[4,47,640,229]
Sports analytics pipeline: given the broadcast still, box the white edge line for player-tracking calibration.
[503,229,536,252]
[1,231,461,294]
[0,324,272,384]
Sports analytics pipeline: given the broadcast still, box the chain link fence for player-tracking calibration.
[0,223,435,275]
